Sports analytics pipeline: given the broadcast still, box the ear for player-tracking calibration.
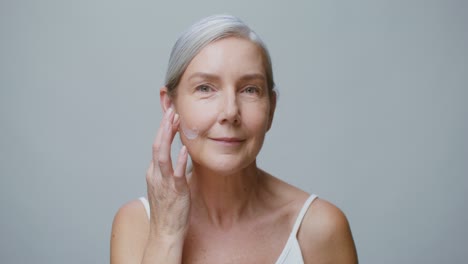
[160,86,174,113]
[267,90,277,131]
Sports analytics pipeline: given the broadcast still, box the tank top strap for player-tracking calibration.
[291,194,318,236]
[139,196,150,219]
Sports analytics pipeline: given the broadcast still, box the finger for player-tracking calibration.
[172,112,180,131]
[146,161,157,203]
[152,108,172,164]
[158,108,177,177]
[146,160,154,185]
[173,145,189,193]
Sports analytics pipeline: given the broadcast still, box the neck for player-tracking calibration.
[188,162,262,228]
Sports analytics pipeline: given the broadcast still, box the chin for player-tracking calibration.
[193,155,256,176]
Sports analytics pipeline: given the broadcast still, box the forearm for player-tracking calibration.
[141,234,185,264]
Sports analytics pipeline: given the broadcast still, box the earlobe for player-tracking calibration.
[160,86,174,112]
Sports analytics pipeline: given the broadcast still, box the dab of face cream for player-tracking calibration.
[180,120,198,140]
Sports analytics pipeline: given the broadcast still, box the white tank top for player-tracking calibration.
[139,194,318,264]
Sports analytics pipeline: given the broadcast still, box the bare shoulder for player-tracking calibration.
[110,199,150,264]
[298,198,358,264]
[260,171,310,201]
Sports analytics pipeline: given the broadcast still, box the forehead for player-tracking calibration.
[183,37,266,79]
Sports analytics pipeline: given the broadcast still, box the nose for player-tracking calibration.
[218,89,240,125]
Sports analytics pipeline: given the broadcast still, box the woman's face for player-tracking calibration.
[171,37,275,174]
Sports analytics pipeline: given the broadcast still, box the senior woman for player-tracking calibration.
[111,15,357,263]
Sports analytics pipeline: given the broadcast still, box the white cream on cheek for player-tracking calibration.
[180,121,199,140]
[176,93,221,141]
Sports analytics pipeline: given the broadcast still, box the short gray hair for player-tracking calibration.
[165,14,275,96]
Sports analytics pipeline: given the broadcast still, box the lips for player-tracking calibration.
[210,137,245,146]
[210,137,246,144]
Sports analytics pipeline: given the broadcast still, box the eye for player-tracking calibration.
[242,86,260,94]
[195,84,213,93]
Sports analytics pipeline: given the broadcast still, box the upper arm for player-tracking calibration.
[110,199,150,264]
[298,198,358,264]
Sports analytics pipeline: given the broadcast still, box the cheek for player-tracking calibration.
[244,102,271,131]
[177,101,218,140]
[175,96,271,140]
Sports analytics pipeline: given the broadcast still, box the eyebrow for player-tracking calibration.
[188,72,266,83]
[238,73,267,83]
[188,72,220,82]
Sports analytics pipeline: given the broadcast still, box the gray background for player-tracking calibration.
[1,0,467,263]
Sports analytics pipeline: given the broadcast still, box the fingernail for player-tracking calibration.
[173,113,180,124]
[167,107,173,116]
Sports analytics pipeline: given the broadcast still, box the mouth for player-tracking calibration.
[209,137,246,145]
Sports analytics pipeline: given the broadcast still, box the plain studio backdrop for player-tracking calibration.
[1,0,467,263]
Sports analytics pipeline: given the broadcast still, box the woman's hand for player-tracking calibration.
[146,107,190,240]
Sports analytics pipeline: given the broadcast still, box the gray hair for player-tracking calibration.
[164,14,275,96]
